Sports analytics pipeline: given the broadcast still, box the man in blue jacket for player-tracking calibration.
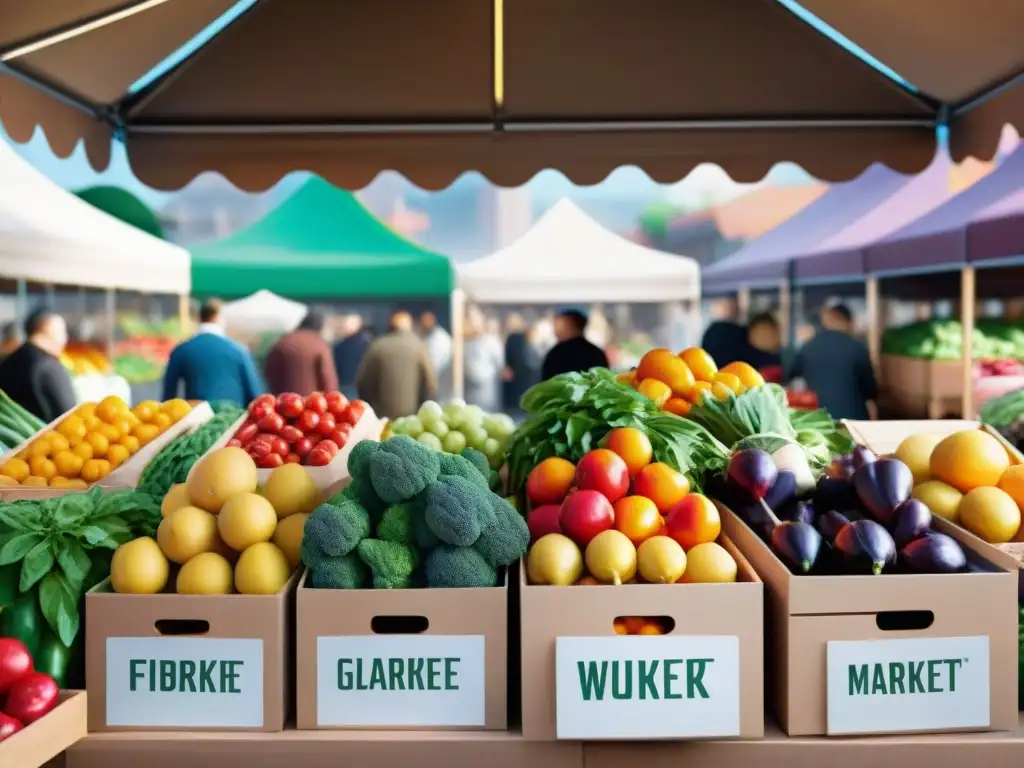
[163,299,264,406]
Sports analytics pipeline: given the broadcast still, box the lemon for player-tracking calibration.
[176,552,234,594]
[262,464,319,519]
[111,537,169,594]
[161,483,192,519]
[959,486,1021,543]
[895,434,941,484]
[187,447,258,513]
[217,493,278,551]
[272,512,308,570]
[682,542,737,583]
[636,536,687,584]
[157,506,219,564]
[912,480,963,522]
[235,542,290,595]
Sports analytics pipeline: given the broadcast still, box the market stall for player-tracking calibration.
[221,290,309,336]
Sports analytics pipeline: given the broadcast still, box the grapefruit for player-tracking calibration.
[912,480,963,522]
[111,537,169,594]
[157,506,219,564]
[959,486,1021,543]
[895,434,941,484]
[217,493,278,551]
[235,542,291,595]
[929,430,1009,492]
[272,512,309,570]
[263,463,319,519]
[187,447,259,513]
[161,483,191,519]
[176,552,234,594]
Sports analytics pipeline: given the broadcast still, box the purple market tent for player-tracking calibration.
[967,189,1024,267]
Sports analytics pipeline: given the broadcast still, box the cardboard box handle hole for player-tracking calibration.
[613,616,676,636]
[875,611,934,631]
[370,616,429,634]
[154,619,211,636]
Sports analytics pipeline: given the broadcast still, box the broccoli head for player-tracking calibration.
[474,495,530,568]
[487,469,502,493]
[308,552,369,590]
[424,474,497,547]
[460,448,490,480]
[303,499,371,558]
[412,513,440,549]
[425,545,497,589]
[368,436,441,504]
[347,439,380,482]
[377,503,416,544]
[356,538,419,589]
[438,452,489,489]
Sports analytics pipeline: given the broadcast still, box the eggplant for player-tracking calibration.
[888,499,932,548]
[779,500,817,525]
[727,449,778,501]
[816,509,851,542]
[825,455,855,480]
[762,471,798,512]
[851,446,877,470]
[853,458,913,526]
[771,521,823,574]
[814,475,857,512]
[834,519,897,575]
[900,533,966,574]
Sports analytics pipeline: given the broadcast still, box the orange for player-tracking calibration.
[21,476,48,488]
[664,493,722,551]
[72,442,94,461]
[632,462,691,513]
[0,458,30,482]
[28,440,52,459]
[53,450,84,479]
[84,432,110,458]
[107,444,131,469]
[712,371,744,394]
[711,381,735,401]
[615,371,636,387]
[81,459,112,484]
[152,413,173,432]
[622,617,646,635]
[662,397,691,416]
[113,418,135,438]
[96,423,121,442]
[57,416,87,444]
[720,361,765,389]
[613,495,663,544]
[49,476,72,489]
[603,427,653,477]
[930,430,1010,493]
[998,465,1024,510]
[635,348,696,396]
[46,433,70,453]
[683,381,714,405]
[679,347,718,382]
[119,435,141,454]
[526,457,576,505]
[64,478,89,490]
[161,399,192,422]
[74,402,96,420]
[636,378,672,406]
[28,456,57,480]
[638,622,664,636]
[82,416,101,431]
[95,396,128,424]
[132,400,160,424]
[132,423,161,446]
[613,618,628,635]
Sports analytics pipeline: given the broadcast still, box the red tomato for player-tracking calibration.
[317,439,340,457]
[329,430,350,449]
[235,423,259,444]
[248,441,272,459]
[280,425,304,444]
[326,391,349,416]
[269,437,288,457]
[285,453,301,464]
[260,453,285,469]
[257,412,285,434]
[249,401,274,422]
[305,392,328,415]
[227,438,242,448]
[0,713,22,742]
[348,400,368,421]
[297,410,320,433]
[276,392,305,419]
[293,437,316,458]
[316,413,337,437]
[4,672,59,725]
[0,638,33,693]
[307,447,333,466]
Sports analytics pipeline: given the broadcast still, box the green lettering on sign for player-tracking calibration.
[845,659,967,697]
[126,659,245,693]
[336,657,463,691]
[575,658,715,702]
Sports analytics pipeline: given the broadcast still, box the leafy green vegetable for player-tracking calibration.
[981,388,1024,429]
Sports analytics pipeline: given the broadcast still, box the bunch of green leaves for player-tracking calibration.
[138,405,243,497]
[0,488,161,646]
[508,368,728,492]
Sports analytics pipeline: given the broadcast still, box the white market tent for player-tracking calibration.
[456,199,700,303]
[222,290,308,335]
[0,140,191,294]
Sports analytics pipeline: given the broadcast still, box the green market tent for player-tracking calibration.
[190,178,453,299]
[75,186,165,239]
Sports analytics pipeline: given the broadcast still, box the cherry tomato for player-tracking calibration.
[294,437,316,458]
[305,392,328,415]
[248,441,272,459]
[4,671,59,725]
[298,410,320,433]
[317,439,340,457]
[258,412,285,434]
[307,447,333,467]
[0,638,33,693]
[285,453,301,464]
[326,391,349,416]
[260,453,285,469]
[249,401,274,422]
[235,423,259,444]
[329,430,350,449]
[276,392,305,420]
[227,438,242,448]
[269,437,288,457]
[280,425,304,444]
[348,400,368,421]
[316,413,337,437]
[0,713,22,742]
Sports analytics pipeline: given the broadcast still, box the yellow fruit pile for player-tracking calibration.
[110,448,319,596]
[0,396,193,488]
[901,428,1023,544]
[616,348,765,417]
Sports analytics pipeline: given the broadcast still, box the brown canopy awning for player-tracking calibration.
[0,0,1020,189]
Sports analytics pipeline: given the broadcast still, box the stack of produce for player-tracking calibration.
[226,392,367,468]
[981,388,1024,452]
[0,396,193,488]
[111,448,318,595]
[383,399,515,472]
[301,436,528,589]
[0,392,45,452]
[714,443,971,575]
[891,429,1024,545]
[525,428,739,601]
[0,638,61,742]
[881,318,1024,361]
[0,487,161,687]
[60,343,110,377]
[137,402,245,498]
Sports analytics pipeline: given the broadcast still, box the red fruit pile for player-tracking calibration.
[0,638,60,743]
[227,392,368,469]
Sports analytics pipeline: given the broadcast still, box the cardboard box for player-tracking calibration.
[295,570,508,730]
[519,536,764,742]
[84,571,299,732]
[842,418,981,456]
[0,691,87,768]
[720,507,1019,737]
[879,355,964,418]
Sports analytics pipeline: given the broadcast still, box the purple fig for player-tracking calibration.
[726,449,778,502]
[888,499,932,548]
[834,519,897,575]
[816,509,851,542]
[771,521,822,574]
[851,446,877,470]
[762,471,798,512]
[900,533,966,574]
[853,458,913,525]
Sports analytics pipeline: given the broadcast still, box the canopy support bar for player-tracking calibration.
[0,61,109,120]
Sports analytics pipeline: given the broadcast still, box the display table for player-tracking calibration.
[63,718,1024,768]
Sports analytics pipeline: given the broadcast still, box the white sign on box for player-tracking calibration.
[106,637,264,727]
[555,635,741,739]
[316,635,486,727]
[827,635,990,735]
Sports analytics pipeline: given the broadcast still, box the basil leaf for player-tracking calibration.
[0,503,40,533]
[0,532,44,565]
[53,494,94,528]
[20,538,55,591]
[57,540,92,590]
[39,571,81,647]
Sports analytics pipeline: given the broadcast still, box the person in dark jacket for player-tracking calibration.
[788,304,877,420]
[541,309,608,381]
[356,311,437,419]
[163,299,264,406]
[333,315,371,401]
[701,297,748,367]
[0,308,76,422]
[264,311,339,396]
[502,315,541,416]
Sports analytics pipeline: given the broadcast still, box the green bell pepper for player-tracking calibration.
[34,625,72,688]
[0,591,41,657]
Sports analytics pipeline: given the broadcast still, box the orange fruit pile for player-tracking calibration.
[0,396,193,488]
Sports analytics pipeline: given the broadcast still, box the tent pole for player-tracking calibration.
[15,281,27,327]
[105,288,116,365]
[178,293,190,337]
[450,289,466,401]
[737,285,750,322]
[960,267,976,419]
[866,276,880,374]
[778,280,791,354]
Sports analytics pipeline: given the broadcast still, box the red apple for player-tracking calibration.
[559,489,615,547]
[574,449,630,503]
[527,504,563,543]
